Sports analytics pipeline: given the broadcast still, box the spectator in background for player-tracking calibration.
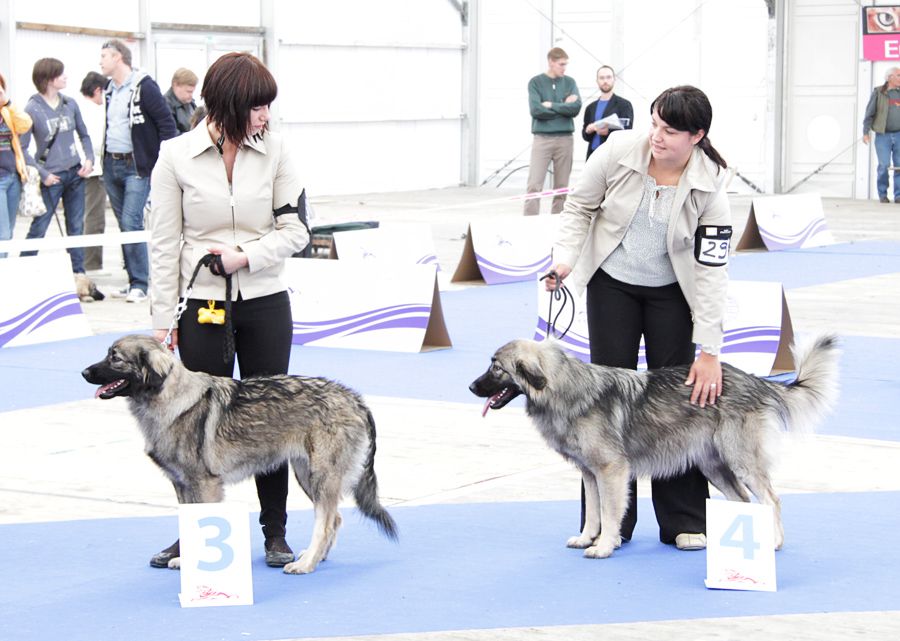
[0,72,33,256]
[99,38,177,303]
[164,67,198,135]
[79,71,110,272]
[20,58,93,275]
[862,66,900,203]
[582,65,634,160]
[524,47,581,216]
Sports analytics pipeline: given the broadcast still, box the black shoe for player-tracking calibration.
[150,539,180,568]
[894,197,900,204]
[264,536,295,567]
[880,195,890,203]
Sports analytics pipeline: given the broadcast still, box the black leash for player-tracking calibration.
[164,253,234,364]
[539,270,575,340]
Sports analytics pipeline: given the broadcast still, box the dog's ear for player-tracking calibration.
[140,343,173,390]
[516,358,547,391]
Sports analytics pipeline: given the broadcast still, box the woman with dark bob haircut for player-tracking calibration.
[547,85,732,555]
[148,52,310,570]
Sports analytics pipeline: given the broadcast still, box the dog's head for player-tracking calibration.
[82,334,175,399]
[469,339,553,416]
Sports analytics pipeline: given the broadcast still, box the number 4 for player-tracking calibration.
[719,514,760,560]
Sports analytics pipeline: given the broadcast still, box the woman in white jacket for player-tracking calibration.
[148,52,309,569]
[546,86,731,551]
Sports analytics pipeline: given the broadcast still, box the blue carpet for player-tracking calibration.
[0,493,897,641]
[728,240,900,288]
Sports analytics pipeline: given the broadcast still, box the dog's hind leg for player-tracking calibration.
[567,468,600,549]
[584,461,629,559]
[698,461,751,503]
[737,472,784,551]
[283,477,342,575]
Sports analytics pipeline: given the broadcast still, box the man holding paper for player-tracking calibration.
[582,65,633,159]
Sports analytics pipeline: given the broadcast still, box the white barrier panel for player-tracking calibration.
[736,193,836,252]
[284,258,451,352]
[534,279,794,375]
[330,224,440,270]
[0,230,148,254]
[451,216,555,285]
[0,254,91,348]
[178,502,254,608]
[705,499,777,592]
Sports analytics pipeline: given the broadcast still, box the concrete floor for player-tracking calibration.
[4,187,900,640]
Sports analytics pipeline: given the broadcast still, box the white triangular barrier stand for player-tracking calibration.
[705,499,777,592]
[737,193,836,252]
[330,224,441,271]
[178,502,254,607]
[452,216,556,285]
[285,258,451,352]
[0,254,91,349]
[534,279,794,375]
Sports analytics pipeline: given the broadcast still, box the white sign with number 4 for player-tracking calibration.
[178,503,254,607]
[705,499,777,592]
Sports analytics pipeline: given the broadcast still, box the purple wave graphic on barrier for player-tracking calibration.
[291,303,431,345]
[530,324,781,369]
[475,253,552,285]
[758,218,829,250]
[0,292,82,348]
[416,254,441,271]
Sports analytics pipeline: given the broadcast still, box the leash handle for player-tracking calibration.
[539,270,574,340]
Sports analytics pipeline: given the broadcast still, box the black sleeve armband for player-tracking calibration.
[694,225,732,266]
[273,188,311,235]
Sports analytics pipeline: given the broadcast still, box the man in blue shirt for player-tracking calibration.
[581,65,633,160]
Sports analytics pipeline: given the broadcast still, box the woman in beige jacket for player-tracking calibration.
[148,53,309,569]
[547,86,731,551]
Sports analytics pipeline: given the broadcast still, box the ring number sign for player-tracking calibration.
[704,499,777,592]
[178,503,254,607]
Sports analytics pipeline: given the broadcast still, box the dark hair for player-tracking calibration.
[102,39,132,67]
[32,58,65,94]
[190,104,208,130]
[80,71,108,97]
[650,85,727,170]
[201,52,277,144]
[0,72,6,91]
[596,65,616,77]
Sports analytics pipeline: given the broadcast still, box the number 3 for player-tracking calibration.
[719,514,760,560]
[197,516,234,571]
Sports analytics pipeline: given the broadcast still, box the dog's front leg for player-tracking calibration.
[584,461,630,559]
[567,468,600,549]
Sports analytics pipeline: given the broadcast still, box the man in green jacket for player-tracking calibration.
[524,47,581,215]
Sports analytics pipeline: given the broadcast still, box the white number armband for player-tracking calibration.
[694,225,733,267]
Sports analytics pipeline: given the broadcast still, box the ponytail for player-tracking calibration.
[698,136,727,171]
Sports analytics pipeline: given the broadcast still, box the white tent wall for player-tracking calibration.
[0,0,873,198]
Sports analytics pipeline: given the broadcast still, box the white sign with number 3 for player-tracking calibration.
[705,499,777,592]
[178,503,254,607]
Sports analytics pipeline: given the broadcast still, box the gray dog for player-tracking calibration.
[470,336,839,559]
[82,334,398,574]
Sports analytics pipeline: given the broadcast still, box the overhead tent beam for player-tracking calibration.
[15,21,144,40]
[151,22,265,35]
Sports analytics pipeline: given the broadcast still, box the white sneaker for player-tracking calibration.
[125,288,147,303]
[675,533,707,551]
[110,287,130,299]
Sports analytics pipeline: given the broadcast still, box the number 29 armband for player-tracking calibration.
[694,225,732,267]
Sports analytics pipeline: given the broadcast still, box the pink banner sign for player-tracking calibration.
[862,5,900,61]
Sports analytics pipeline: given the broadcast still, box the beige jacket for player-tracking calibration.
[553,129,731,347]
[149,122,309,330]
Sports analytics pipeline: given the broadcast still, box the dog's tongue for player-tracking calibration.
[481,391,504,418]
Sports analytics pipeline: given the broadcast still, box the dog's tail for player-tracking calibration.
[782,334,841,434]
[353,408,399,541]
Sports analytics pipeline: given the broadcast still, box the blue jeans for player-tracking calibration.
[103,155,150,292]
[874,131,900,199]
[22,166,86,273]
[0,172,22,258]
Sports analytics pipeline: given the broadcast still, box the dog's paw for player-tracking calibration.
[592,534,623,550]
[167,557,181,570]
[583,544,615,559]
[283,559,316,575]
[566,534,594,549]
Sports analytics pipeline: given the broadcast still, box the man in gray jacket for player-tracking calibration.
[862,66,900,203]
[524,47,581,215]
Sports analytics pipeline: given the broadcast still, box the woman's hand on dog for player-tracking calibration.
[154,328,177,351]
[685,351,722,408]
[544,264,572,291]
